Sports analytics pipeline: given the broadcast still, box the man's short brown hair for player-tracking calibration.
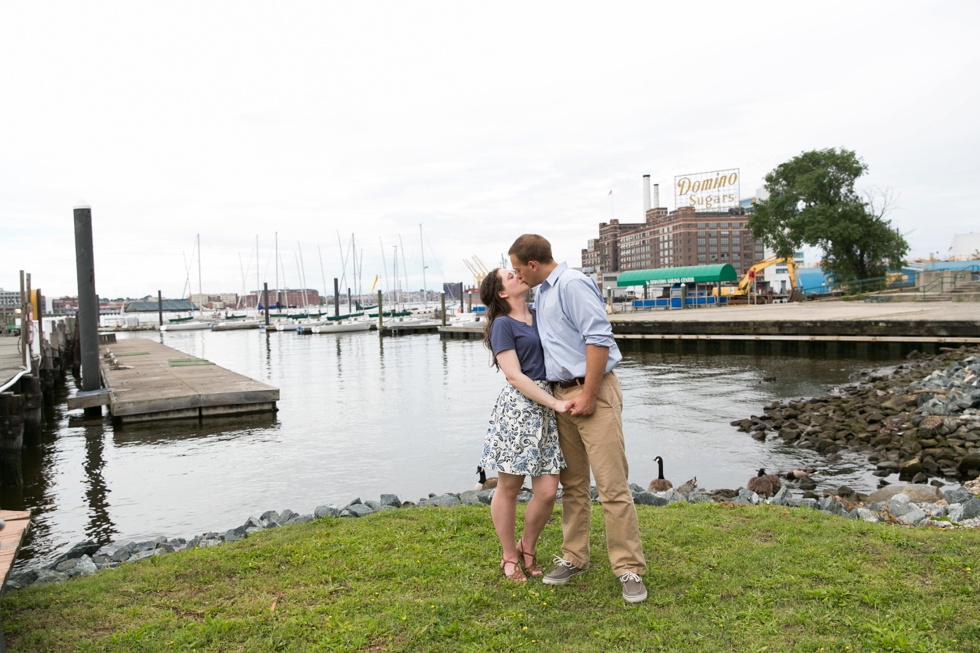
[508,234,554,265]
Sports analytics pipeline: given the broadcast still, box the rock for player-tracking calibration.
[953,497,980,520]
[629,483,645,493]
[855,508,881,523]
[772,486,793,506]
[380,493,402,507]
[346,504,375,517]
[800,498,819,509]
[314,505,340,519]
[289,514,314,524]
[903,506,928,524]
[7,569,39,589]
[223,529,243,543]
[632,491,669,507]
[898,458,922,478]
[943,487,976,505]
[458,490,482,505]
[799,477,818,490]
[56,555,98,578]
[867,484,945,503]
[363,501,381,510]
[687,491,714,504]
[52,539,100,566]
[516,491,533,503]
[243,517,264,530]
[911,472,929,484]
[259,510,281,524]
[475,489,495,504]
[835,485,856,499]
[33,569,68,586]
[734,489,761,505]
[110,543,136,563]
[422,495,461,508]
[657,489,685,504]
[958,453,980,475]
[279,509,297,523]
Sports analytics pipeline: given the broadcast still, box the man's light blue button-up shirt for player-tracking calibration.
[533,262,622,383]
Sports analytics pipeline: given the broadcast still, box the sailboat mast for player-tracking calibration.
[318,246,327,316]
[399,234,410,306]
[393,245,399,309]
[275,232,279,309]
[255,235,260,312]
[419,223,427,307]
[197,234,202,315]
[379,238,390,309]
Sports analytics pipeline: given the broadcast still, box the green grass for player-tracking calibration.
[2,503,979,652]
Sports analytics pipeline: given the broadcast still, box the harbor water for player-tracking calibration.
[3,329,885,568]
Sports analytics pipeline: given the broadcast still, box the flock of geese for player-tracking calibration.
[649,456,815,499]
[477,459,815,499]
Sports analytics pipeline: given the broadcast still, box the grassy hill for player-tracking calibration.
[1,503,978,652]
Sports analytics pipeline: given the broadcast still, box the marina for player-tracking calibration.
[1,326,910,570]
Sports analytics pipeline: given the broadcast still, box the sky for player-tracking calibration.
[2,2,978,299]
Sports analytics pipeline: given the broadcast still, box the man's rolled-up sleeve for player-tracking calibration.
[565,278,616,348]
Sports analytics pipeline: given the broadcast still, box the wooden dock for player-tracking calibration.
[86,339,278,423]
[0,510,31,590]
[438,324,483,340]
[0,337,26,392]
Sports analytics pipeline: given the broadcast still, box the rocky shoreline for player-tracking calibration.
[7,346,980,594]
[8,476,980,593]
[733,345,980,486]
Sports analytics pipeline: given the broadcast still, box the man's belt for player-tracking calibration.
[556,377,586,389]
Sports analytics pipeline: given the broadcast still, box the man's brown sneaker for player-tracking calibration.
[620,572,647,603]
[541,557,587,585]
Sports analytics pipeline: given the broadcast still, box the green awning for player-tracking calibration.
[617,264,738,286]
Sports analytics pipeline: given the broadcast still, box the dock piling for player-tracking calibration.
[333,278,339,317]
[263,283,270,326]
[378,290,383,337]
[0,392,24,487]
[157,290,163,327]
[73,204,102,415]
[440,292,446,326]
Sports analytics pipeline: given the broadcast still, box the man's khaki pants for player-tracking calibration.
[553,372,646,577]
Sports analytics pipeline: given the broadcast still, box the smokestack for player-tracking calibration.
[653,183,660,209]
[642,175,651,213]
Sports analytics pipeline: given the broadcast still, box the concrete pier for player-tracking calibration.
[90,339,279,423]
[610,301,980,357]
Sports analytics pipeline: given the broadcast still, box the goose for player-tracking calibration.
[676,477,698,494]
[647,456,673,492]
[475,466,498,491]
[782,467,814,480]
[745,469,782,499]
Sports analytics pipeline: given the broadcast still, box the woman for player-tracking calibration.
[479,267,568,582]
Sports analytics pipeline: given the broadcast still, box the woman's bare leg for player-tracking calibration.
[519,474,560,562]
[490,472,526,568]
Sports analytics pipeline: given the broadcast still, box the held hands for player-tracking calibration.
[566,392,597,417]
[552,399,571,414]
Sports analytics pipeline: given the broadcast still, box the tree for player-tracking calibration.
[748,148,909,286]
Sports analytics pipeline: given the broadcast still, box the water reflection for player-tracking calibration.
[8,329,893,569]
[82,423,117,544]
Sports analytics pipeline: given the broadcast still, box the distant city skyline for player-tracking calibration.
[2,2,977,297]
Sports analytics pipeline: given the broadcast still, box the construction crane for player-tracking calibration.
[462,256,491,287]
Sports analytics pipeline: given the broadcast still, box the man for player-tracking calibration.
[508,234,647,604]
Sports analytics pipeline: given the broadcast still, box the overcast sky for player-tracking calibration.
[2,2,978,299]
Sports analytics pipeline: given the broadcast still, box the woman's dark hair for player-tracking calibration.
[480,268,510,370]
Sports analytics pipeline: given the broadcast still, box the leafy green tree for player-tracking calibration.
[749,148,909,286]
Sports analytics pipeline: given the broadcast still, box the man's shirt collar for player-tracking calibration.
[540,262,567,291]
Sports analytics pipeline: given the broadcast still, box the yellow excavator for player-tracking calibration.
[714,256,801,303]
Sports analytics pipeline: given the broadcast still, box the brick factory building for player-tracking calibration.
[581,173,766,287]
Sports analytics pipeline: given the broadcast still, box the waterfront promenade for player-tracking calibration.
[610,300,980,355]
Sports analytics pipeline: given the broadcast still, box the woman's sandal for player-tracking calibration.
[517,539,542,578]
[501,558,527,582]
